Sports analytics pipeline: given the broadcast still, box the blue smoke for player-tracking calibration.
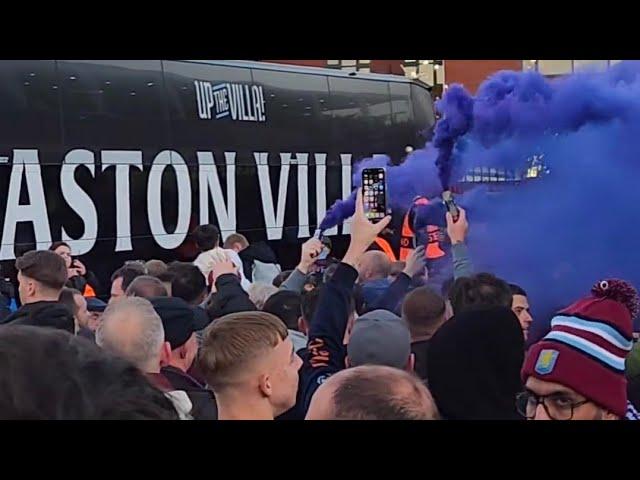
[321,61,640,334]
[459,61,640,330]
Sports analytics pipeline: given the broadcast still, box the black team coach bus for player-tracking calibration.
[0,60,436,290]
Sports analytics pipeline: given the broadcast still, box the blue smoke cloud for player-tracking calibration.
[320,61,640,333]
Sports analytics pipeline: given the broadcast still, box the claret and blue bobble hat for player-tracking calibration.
[522,279,639,417]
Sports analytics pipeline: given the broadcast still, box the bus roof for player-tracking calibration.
[183,59,430,87]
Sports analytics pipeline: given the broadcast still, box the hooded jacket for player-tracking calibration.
[426,306,525,420]
[239,242,281,283]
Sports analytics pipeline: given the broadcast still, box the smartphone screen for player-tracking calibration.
[362,168,388,223]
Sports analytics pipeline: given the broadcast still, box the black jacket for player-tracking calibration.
[298,263,356,415]
[67,271,101,297]
[239,242,279,282]
[0,301,74,333]
[205,274,256,321]
[161,365,218,420]
[411,339,431,382]
[0,293,10,323]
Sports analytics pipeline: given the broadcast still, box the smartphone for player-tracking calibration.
[442,190,460,223]
[361,167,389,223]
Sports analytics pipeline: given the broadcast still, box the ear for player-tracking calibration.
[406,353,415,372]
[159,341,172,367]
[603,410,619,421]
[258,373,273,398]
[298,316,309,336]
[26,279,37,298]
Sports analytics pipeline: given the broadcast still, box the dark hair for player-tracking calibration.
[272,270,293,288]
[49,241,70,252]
[301,287,321,323]
[402,286,446,338]
[0,326,179,419]
[448,273,513,316]
[262,291,302,331]
[111,264,146,291]
[167,262,206,305]
[156,271,175,284]
[301,286,355,323]
[331,366,437,420]
[59,287,82,317]
[323,263,339,284]
[193,224,220,252]
[509,283,527,297]
[15,250,67,291]
[125,276,168,299]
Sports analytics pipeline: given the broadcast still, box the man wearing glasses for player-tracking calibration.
[519,279,637,420]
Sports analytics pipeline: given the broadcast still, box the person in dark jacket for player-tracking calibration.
[204,259,257,322]
[96,297,198,419]
[50,241,101,297]
[151,296,217,420]
[166,262,210,330]
[225,233,282,284]
[298,188,391,415]
[0,250,74,333]
[0,273,13,322]
[0,326,179,420]
[426,305,525,420]
[402,286,448,382]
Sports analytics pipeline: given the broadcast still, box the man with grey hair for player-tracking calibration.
[96,297,193,419]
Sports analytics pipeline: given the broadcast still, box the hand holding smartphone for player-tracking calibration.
[442,190,460,223]
[361,167,389,224]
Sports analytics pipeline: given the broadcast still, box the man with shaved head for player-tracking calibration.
[305,365,439,420]
[356,251,392,311]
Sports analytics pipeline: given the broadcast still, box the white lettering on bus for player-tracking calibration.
[101,150,143,252]
[147,151,192,249]
[0,150,52,260]
[197,151,237,242]
[61,149,98,256]
[0,149,353,259]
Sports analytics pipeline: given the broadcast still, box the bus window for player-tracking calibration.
[0,61,63,262]
[411,83,436,143]
[57,60,170,153]
[327,77,393,160]
[389,82,413,127]
[163,60,255,161]
[249,69,331,153]
[0,60,62,151]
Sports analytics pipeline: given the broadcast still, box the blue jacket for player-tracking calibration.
[298,262,358,415]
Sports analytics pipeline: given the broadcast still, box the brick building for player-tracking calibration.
[262,60,624,95]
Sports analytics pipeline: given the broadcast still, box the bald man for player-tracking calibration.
[305,365,439,420]
[356,251,392,310]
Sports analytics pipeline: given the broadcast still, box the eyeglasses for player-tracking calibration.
[516,391,591,420]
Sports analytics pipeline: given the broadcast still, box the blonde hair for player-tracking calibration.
[199,312,288,390]
[223,233,249,250]
[248,282,278,309]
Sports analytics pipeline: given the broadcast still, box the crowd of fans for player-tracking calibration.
[0,187,638,420]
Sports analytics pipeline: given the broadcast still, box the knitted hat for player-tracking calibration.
[522,279,638,418]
